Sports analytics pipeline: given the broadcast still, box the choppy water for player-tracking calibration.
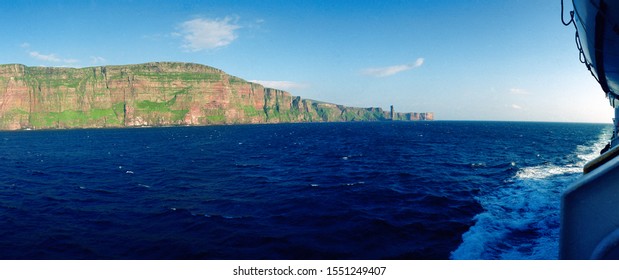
[0,121,610,259]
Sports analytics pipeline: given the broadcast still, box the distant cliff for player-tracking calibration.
[0,62,433,130]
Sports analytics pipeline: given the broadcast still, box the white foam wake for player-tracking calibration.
[451,126,612,259]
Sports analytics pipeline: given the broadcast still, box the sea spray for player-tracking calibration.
[451,126,612,259]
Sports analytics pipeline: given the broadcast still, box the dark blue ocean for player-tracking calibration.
[0,121,611,259]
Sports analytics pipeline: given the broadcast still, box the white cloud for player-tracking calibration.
[362,58,424,77]
[512,104,523,110]
[178,17,241,51]
[249,80,308,91]
[509,88,529,95]
[29,51,61,62]
[29,51,79,64]
[90,56,106,64]
[20,42,31,49]
[63,58,80,64]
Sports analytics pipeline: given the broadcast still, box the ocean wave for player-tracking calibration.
[2,121,613,259]
[451,126,612,260]
[515,164,582,180]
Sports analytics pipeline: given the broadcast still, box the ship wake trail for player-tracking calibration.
[450,127,612,260]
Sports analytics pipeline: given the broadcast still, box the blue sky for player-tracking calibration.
[0,0,611,122]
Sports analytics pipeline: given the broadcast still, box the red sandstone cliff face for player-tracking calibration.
[0,62,433,130]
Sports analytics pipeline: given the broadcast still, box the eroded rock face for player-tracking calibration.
[0,62,433,130]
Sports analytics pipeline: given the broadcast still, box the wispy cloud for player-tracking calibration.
[20,42,31,49]
[90,56,106,64]
[511,104,523,110]
[509,88,529,95]
[29,51,79,64]
[29,51,61,62]
[63,58,80,64]
[177,16,241,51]
[362,58,424,77]
[250,80,308,91]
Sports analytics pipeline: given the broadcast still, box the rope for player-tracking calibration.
[561,0,619,104]
[563,0,603,86]
[561,0,575,26]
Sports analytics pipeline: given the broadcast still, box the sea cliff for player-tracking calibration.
[0,62,433,130]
